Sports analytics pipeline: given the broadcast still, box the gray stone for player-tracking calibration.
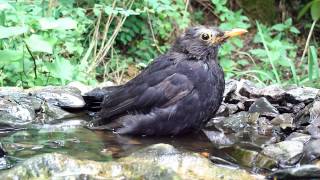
[0,144,259,180]
[271,113,294,129]
[249,97,279,118]
[0,97,35,128]
[285,132,311,144]
[303,139,320,162]
[31,86,85,108]
[267,165,320,180]
[286,87,319,103]
[261,140,304,165]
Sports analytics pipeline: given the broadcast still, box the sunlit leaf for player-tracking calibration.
[0,50,23,65]
[0,26,28,39]
[25,34,53,54]
[39,17,77,30]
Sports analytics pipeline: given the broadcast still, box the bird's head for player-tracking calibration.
[171,26,247,59]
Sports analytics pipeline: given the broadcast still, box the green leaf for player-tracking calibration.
[25,34,53,54]
[0,26,28,39]
[298,1,313,19]
[289,27,300,34]
[309,46,319,79]
[271,24,285,31]
[311,0,320,21]
[47,57,74,81]
[39,17,77,30]
[0,50,23,65]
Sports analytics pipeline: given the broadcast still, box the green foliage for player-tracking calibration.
[211,0,251,79]
[298,0,320,21]
[0,0,319,88]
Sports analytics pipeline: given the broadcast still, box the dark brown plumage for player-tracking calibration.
[84,26,247,136]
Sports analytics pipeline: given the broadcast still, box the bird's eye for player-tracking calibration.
[201,33,210,41]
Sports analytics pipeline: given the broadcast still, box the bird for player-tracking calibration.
[84,26,247,136]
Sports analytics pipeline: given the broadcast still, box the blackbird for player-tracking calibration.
[84,26,247,136]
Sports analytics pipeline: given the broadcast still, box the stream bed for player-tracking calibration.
[1,80,320,179]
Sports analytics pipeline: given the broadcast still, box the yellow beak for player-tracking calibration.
[223,28,248,39]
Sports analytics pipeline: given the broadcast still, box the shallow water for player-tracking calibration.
[0,118,219,170]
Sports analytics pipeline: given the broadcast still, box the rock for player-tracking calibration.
[0,97,35,128]
[203,130,235,147]
[67,81,92,95]
[285,132,311,144]
[267,164,320,180]
[0,144,260,180]
[248,97,279,118]
[286,87,319,103]
[271,113,294,129]
[309,100,320,126]
[303,139,320,162]
[238,80,258,98]
[217,111,250,133]
[36,103,81,123]
[257,117,273,136]
[261,140,304,165]
[31,86,85,108]
[306,125,320,139]
[223,146,277,170]
[255,85,286,102]
[216,103,229,117]
[224,79,238,99]
[292,102,306,114]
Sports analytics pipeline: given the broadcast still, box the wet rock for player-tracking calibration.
[224,79,238,99]
[0,87,23,96]
[217,111,250,133]
[303,139,320,162]
[36,103,81,123]
[224,146,277,170]
[286,87,319,103]
[261,140,304,165]
[249,97,279,118]
[203,130,235,147]
[309,100,320,126]
[285,132,311,144]
[271,113,294,129]
[255,85,286,102]
[0,144,260,180]
[0,97,35,128]
[306,125,320,139]
[292,102,306,114]
[238,80,258,98]
[67,81,92,95]
[257,117,273,136]
[267,165,320,180]
[31,86,85,108]
[216,103,229,117]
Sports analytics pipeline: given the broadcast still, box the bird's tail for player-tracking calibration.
[61,86,120,112]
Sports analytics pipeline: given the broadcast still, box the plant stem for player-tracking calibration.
[256,21,281,84]
[299,19,317,65]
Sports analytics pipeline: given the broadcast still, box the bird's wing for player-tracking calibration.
[99,59,194,119]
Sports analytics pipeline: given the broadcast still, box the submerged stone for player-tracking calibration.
[261,140,304,166]
[0,144,260,180]
[267,165,320,180]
